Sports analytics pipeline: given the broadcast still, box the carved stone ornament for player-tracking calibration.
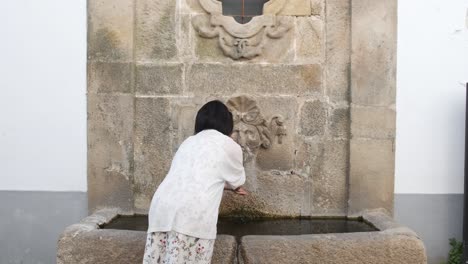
[192,0,293,60]
[226,96,286,162]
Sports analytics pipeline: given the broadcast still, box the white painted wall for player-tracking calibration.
[0,0,87,191]
[396,0,468,194]
[0,0,467,194]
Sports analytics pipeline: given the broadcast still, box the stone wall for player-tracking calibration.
[88,0,397,216]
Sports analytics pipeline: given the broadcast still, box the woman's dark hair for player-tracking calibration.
[194,100,233,136]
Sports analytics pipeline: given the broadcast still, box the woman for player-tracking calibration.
[143,100,247,264]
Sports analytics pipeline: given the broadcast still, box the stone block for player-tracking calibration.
[295,17,324,63]
[351,106,395,139]
[134,97,173,211]
[171,100,199,152]
[349,139,395,214]
[88,0,134,61]
[135,0,177,61]
[188,63,322,96]
[178,14,194,60]
[271,0,311,16]
[88,62,133,94]
[295,139,348,216]
[351,0,397,106]
[325,0,351,102]
[329,106,350,138]
[135,63,184,95]
[181,0,206,14]
[219,171,308,217]
[87,94,134,213]
[255,172,307,216]
[239,231,426,264]
[299,100,327,137]
[58,229,145,264]
[212,235,238,264]
[311,0,324,16]
[311,140,348,215]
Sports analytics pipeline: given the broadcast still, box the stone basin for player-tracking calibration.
[57,209,427,264]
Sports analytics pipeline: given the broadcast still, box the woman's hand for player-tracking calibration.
[234,186,248,195]
[224,183,248,195]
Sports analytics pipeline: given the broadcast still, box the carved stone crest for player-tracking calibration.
[192,0,293,60]
[226,96,286,162]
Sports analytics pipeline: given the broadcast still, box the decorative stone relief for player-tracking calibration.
[226,96,286,162]
[192,0,294,60]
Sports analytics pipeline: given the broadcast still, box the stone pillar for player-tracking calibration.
[348,0,398,215]
[87,0,136,213]
[132,0,180,212]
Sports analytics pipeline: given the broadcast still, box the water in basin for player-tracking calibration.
[102,215,378,238]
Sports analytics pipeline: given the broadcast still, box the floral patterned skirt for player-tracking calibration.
[143,231,215,264]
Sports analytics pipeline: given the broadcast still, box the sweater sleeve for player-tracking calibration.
[222,138,246,189]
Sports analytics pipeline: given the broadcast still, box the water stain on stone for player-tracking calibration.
[89,28,125,60]
[149,4,177,59]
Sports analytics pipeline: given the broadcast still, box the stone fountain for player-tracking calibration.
[57,0,427,263]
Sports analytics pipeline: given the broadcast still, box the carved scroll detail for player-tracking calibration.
[192,0,293,60]
[226,96,286,162]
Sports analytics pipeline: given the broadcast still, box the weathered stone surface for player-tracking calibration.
[193,14,294,63]
[88,0,134,61]
[325,0,351,102]
[133,97,172,211]
[170,98,201,153]
[254,97,297,171]
[58,230,236,264]
[178,14,194,60]
[192,12,295,61]
[296,17,324,63]
[274,0,311,16]
[299,100,327,137]
[240,232,426,264]
[212,235,238,264]
[88,94,134,213]
[220,171,308,217]
[57,210,239,264]
[349,139,395,214]
[252,26,295,64]
[295,139,348,215]
[88,62,133,94]
[187,63,322,96]
[329,106,350,138]
[256,172,307,216]
[136,63,184,95]
[351,0,397,106]
[181,0,205,14]
[58,229,145,264]
[351,106,395,139]
[311,0,324,16]
[193,15,233,63]
[135,0,177,61]
[311,140,348,215]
